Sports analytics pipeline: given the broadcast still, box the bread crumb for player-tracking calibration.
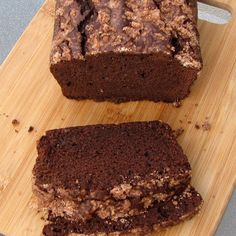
[172,200,178,206]
[173,100,182,108]
[202,122,211,131]
[28,126,34,133]
[187,121,192,124]
[174,128,184,138]
[12,119,20,126]
[195,124,200,130]
[15,129,19,133]
[195,103,198,107]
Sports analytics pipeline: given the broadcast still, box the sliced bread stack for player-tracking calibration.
[33,121,203,236]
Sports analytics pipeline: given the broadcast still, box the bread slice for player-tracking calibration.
[33,121,191,222]
[43,185,203,236]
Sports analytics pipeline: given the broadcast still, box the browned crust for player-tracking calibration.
[50,0,202,70]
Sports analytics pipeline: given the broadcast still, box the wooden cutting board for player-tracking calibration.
[0,0,235,235]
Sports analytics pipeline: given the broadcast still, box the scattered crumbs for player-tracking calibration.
[174,128,184,138]
[172,100,182,108]
[202,121,211,131]
[12,119,20,126]
[41,216,47,221]
[28,126,34,133]
[187,121,192,124]
[195,124,200,130]
[3,113,9,118]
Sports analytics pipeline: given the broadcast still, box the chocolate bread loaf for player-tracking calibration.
[43,185,203,236]
[33,121,191,222]
[50,0,202,103]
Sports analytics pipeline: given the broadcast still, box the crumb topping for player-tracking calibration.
[51,0,202,70]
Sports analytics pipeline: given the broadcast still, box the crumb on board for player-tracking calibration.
[202,121,211,131]
[15,129,19,133]
[174,128,184,138]
[12,119,20,126]
[188,121,192,124]
[194,121,211,131]
[172,100,182,108]
[28,126,34,133]
[195,103,198,107]
[179,120,183,124]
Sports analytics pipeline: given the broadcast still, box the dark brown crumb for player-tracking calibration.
[195,124,200,130]
[61,118,65,121]
[179,120,183,124]
[188,121,192,124]
[28,126,34,133]
[202,122,211,131]
[12,119,20,126]
[41,216,47,221]
[195,103,198,107]
[15,129,19,133]
[173,100,182,108]
[174,128,184,138]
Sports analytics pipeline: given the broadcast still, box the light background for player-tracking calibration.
[0,1,235,235]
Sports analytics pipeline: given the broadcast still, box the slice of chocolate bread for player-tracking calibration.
[33,121,191,222]
[43,185,203,236]
[50,0,202,103]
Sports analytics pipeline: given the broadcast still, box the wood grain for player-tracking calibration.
[0,0,235,235]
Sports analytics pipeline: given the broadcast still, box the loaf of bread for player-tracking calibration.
[50,0,202,103]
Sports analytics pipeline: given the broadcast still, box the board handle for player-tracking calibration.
[199,0,234,12]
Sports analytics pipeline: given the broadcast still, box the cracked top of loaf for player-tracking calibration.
[50,0,202,70]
